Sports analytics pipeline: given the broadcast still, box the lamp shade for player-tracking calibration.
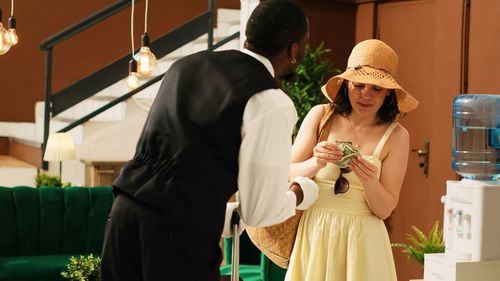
[43,133,76,161]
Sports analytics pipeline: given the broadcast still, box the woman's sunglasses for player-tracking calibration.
[334,167,352,194]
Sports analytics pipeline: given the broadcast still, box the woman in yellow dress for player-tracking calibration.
[285,39,419,281]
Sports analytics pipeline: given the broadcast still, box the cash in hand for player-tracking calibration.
[336,140,360,168]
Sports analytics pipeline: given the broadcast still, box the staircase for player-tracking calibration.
[0,8,241,187]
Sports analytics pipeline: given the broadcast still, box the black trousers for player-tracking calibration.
[100,194,222,281]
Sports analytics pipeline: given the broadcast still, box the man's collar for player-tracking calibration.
[241,49,275,78]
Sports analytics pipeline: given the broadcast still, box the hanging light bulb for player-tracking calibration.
[6,0,17,46]
[127,59,139,89]
[0,8,12,55]
[126,0,139,89]
[7,16,18,46]
[134,32,157,77]
[133,0,157,78]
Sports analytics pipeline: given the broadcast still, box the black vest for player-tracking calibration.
[113,50,279,238]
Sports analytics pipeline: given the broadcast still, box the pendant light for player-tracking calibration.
[126,0,139,89]
[127,59,139,89]
[0,8,12,55]
[7,0,17,46]
[133,0,157,77]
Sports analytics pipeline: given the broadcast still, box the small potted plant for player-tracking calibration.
[61,254,101,281]
[392,220,445,266]
[34,171,72,187]
[283,42,340,132]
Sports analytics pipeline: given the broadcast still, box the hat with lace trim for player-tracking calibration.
[321,39,419,112]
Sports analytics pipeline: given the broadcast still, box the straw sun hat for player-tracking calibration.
[321,39,419,113]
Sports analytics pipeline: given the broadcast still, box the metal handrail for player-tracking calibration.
[212,31,240,50]
[40,0,140,50]
[57,74,162,133]
[50,11,211,116]
[57,31,240,133]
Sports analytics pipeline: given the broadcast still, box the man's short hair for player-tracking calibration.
[245,0,308,57]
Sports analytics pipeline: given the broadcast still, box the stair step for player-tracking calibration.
[38,99,127,123]
[217,8,241,24]
[0,155,37,187]
[0,122,37,143]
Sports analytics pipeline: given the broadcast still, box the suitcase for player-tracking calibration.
[220,209,243,281]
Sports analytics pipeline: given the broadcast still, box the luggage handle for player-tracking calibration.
[231,209,240,281]
[220,209,242,281]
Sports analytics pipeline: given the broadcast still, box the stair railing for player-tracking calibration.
[39,0,239,169]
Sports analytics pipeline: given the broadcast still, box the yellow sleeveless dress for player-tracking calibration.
[285,123,399,281]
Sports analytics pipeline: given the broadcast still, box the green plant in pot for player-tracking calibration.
[34,171,72,187]
[61,254,101,281]
[283,42,340,133]
[392,220,445,266]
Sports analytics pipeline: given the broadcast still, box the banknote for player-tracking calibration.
[336,140,360,168]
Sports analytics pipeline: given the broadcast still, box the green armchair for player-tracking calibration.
[0,186,113,281]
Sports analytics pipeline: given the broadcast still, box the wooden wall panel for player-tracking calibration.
[0,137,9,155]
[9,140,41,168]
[298,0,356,70]
[467,0,500,93]
[355,2,374,42]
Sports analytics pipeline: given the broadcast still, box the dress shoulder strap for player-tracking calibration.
[373,122,399,157]
[317,104,335,142]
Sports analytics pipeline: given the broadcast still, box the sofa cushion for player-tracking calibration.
[0,255,74,281]
[0,186,114,257]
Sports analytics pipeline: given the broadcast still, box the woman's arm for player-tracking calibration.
[350,125,410,219]
[289,104,342,179]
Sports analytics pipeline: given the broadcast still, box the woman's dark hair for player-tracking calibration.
[245,0,308,57]
[332,81,401,122]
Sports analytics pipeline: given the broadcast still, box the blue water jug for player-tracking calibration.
[452,94,500,180]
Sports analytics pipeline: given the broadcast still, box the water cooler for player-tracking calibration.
[424,95,500,281]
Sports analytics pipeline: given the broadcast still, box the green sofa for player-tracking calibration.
[0,186,113,281]
[0,186,287,281]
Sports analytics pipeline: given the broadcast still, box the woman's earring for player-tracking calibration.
[291,58,297,64]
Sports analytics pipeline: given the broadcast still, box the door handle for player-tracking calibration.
[411,139,430,177]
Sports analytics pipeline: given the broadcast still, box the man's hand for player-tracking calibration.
[291,177,319,210]
[289,182,304,206]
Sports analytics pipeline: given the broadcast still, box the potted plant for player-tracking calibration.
[34,171,72,187]
[61,254,101,281]
[283,42,340,132]
[392,220,445,266]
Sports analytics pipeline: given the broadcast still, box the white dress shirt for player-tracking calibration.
[234,49,299,227]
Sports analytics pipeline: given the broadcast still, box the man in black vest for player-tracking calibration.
[100,1,319,280]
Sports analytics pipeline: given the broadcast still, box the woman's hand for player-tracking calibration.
[313,141,343,168]
[350,156,379,185]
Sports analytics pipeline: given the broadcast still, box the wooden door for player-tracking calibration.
[355,0,500,280]
[374,0,462,280]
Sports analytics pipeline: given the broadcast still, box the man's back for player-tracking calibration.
[113,50,278,236]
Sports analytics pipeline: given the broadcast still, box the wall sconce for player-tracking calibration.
[43,132,76,178]
[134,0,157,77]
